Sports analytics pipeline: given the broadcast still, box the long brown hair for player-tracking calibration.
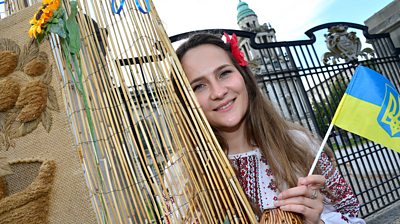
[176,33,328,191]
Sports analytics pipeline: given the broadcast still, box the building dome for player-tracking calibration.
[237,0,256,23]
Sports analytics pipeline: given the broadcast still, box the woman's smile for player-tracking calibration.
[214,98,235,112]
[181,44,249,131]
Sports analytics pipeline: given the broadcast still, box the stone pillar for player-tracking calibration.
[364,0,400,48]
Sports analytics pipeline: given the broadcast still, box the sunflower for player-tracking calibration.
[28,0,61,39]
[44,0,61,11]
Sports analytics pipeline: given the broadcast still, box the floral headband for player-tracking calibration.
[223,32,248,66]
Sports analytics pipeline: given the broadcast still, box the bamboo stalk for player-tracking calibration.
[51,0,257,222]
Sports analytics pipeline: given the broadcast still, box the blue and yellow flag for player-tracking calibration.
[332,66,400,152]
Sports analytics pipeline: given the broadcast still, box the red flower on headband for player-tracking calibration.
[223,32,248,66]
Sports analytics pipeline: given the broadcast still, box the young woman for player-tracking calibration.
[165,33,365,224]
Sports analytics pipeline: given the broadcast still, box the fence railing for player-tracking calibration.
[170,24,400,218]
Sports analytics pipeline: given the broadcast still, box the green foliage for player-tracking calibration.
[312,77,348,134]
[35,32,46,44]
[36,7,66,43]
[49,18,66,38]
[65,0,81,54]
[33,1,80,55]
[224,215,230,224]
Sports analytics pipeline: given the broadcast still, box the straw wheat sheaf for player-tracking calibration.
[0,38,59,150]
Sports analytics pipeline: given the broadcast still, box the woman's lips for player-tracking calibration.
[214,98,235,112]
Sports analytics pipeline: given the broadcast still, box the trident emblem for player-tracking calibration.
[378,84,400,137]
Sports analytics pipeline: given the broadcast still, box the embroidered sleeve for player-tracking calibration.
[288,130,365,223]
[318,152,364,223]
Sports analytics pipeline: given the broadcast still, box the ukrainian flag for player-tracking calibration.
[332,66,400,152]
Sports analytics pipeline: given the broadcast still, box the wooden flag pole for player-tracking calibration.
[308,123,334,176]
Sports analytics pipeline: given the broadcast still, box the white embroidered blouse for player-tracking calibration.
[164,130,366,223]
[228,148,365,223]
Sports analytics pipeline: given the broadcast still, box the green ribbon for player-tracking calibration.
[61,1,108,222]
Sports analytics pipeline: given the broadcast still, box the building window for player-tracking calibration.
[243,45,250,59]
[262,36,267,43]
[247,43,254,60]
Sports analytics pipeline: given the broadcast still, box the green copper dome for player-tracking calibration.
[237,0,256,23]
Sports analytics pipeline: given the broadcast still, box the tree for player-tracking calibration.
[312,77,348,135]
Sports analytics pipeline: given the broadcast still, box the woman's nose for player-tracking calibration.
[210,82,228,100]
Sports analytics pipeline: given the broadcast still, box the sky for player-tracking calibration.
[0,0,393,55]
[0,0,393,40]
[153,0,394,41]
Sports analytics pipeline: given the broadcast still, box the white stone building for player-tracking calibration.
[236,1,310,127]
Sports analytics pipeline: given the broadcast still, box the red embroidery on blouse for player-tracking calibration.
[231,155,260,205]
[318,152,360,218]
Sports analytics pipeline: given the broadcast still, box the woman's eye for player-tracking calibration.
[219,70,232,78]
[192,83,205,92]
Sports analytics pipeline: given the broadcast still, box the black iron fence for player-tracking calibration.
[170,22,400,218]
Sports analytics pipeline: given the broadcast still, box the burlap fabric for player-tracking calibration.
[0,4,97,223]
[4,0,40,15]
[0,160,55,224]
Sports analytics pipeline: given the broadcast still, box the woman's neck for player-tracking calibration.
[220,122,253,155]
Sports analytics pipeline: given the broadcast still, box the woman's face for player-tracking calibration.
[180,44,249,132]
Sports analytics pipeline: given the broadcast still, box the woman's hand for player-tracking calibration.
[274,175,325,224]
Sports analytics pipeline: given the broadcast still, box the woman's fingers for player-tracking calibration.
[298,175,326,187]
[310,188,319,200]
[275,187,324,224]
[274,175,326,224]
[278,185,307,200]
[278,185,321,200]
[277,175,326,202]
[278,203,322,221]
[275,193,323,209]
